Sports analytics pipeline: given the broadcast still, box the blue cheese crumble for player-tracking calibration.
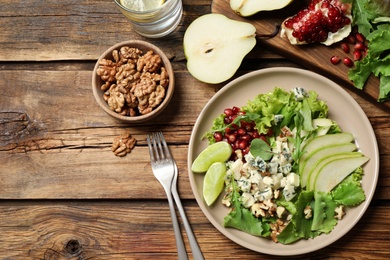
[223,128,300,218]
[292,87,308,101]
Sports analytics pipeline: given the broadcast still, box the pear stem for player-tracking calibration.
[256,24,280,38]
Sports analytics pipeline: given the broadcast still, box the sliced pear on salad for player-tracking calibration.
[300,132,354,165]
[313,155,369,193]
[300,142,357,188]
[312,118,333,136]
[306,152,364,191]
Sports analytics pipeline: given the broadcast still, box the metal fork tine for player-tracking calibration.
[159,132,172,160]
[151,133,161,161]
[146,135,155,161]
[154,132,164,160]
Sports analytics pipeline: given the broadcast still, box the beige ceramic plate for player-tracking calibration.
[187,67,379,256]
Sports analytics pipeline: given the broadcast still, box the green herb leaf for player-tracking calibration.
[249,138,273,160]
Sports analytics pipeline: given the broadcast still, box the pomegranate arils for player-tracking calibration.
[346,34,356,44]
[341,42,350,53]
[343,57,354,67]
[214,106,271,160]
[354,42,366,51]
[353,50,362,61]
[330,55,341,64]
[355,33,365,43]
[213,132,223,142]
[282,0,351,44]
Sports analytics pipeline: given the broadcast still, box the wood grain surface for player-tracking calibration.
[211,0,390,111]
[0,0,389,259]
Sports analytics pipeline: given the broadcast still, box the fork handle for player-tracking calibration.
[166,189,188,260]
[172,189,205,260]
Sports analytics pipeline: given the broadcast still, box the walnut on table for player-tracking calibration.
[111,133,137,157]
[96,46,169,117]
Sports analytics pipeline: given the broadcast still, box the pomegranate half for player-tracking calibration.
[280,0,352,46]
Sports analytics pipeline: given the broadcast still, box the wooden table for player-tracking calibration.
[1,0,389,259]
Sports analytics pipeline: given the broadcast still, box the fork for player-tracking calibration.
[167,144,205,260]
[147,132,188,260]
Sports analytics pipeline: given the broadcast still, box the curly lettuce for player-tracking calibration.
[344,0,390,102]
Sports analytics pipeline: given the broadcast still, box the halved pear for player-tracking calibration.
[314,155,369,193]
[230,0,294,17]
[183,14,256,84]
[300,142,356,188]
[306,152,363,191]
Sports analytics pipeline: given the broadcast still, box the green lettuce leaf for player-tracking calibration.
[242,87,293,134]
[346,0,390,102]
[332,167,366,206]
[203,114,226,143]
[277,191,321,244]
[311,192,338,233]
[223,180,271,237]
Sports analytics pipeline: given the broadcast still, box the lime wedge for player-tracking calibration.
[191,141,232,173]
[120,0,165,11]
[203,162,226,206]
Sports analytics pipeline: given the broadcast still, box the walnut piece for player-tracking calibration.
[112,133,137,157]
[96,46,169,117]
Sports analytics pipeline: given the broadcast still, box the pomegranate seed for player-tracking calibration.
[241,134,252,142]
[224,117,231,124]
[346,34,356,44]
[232,106,240,114]
[355,33,365,43]
[353,50,362,61]
[343,57,354,67]
[238,141,248,150]
[330,55,341,65]
[230,123,238,130]
[214,132,223,142]
[224,108,233,117]
[228,134,236,143]
[242,147,250,155]
[340,42,350,53]
[252,131,260,139]
[354,42,366,51]
[237,128,246,136]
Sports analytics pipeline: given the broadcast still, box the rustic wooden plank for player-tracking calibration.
[211,0,390,110]
[1,69,389,199]
[0,200,389,259]
[0,0,213,62]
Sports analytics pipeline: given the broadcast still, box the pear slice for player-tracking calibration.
[306,152,363,191]
[183,14,256,84]
[230,0,294,17]
[300,142,356,188]
[314,155,369,193]
[300,132,354,167]
[312,118,333,136]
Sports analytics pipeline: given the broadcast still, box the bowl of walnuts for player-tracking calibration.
[92,40,174,123]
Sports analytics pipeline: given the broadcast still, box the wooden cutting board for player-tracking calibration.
[212,0,390,111]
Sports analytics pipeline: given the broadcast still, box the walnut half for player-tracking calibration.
[112,133,137,157]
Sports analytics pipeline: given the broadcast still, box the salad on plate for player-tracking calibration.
[191,87,369,244]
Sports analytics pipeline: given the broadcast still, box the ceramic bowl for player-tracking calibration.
[92,40,174,123]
